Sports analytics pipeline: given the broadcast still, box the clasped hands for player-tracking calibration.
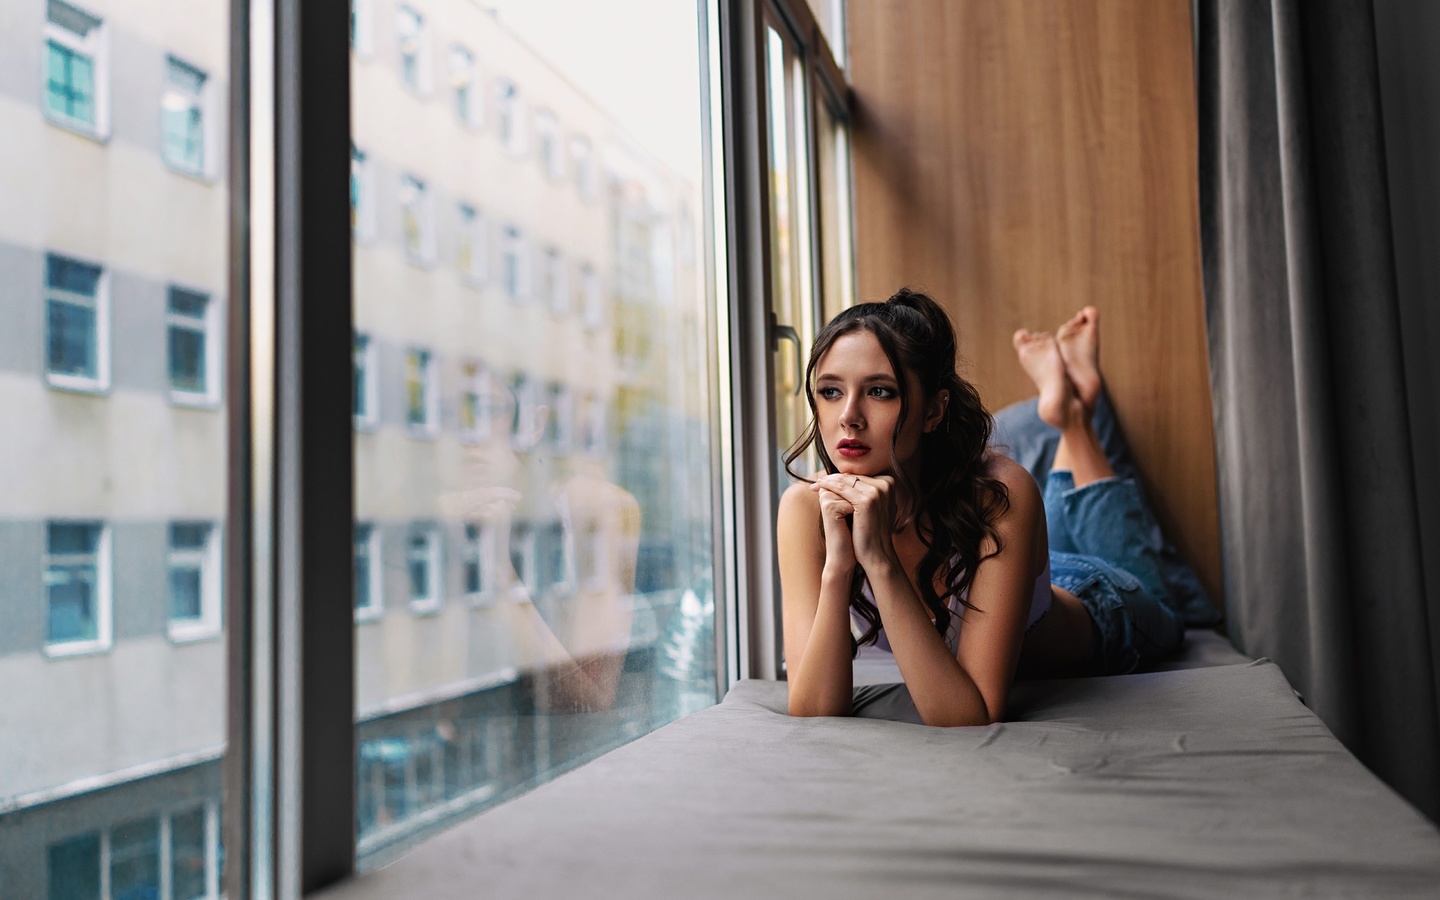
[810,472,901,575]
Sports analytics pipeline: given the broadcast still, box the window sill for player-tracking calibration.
[43,111,111,144]
[163,160,218,185]
[171,391,222,410]
[46,373,110,395]
[167,623,222,644]
[465,591,497,609]
[43,638,112,659]
[355,606,383,623]
[406,425,439,441]
[354,417,379,433]
[408,599,442,616]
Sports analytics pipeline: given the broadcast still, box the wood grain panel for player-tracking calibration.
[848,0,1224,609]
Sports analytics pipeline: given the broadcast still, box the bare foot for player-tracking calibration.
[1056,306,1101,413]
[1012,329,1084,430]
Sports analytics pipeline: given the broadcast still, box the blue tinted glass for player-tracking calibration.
[45,42,95,125]
[168,288,207,316]
[47,299,97,378]
[47,254,101,295]
[170,808,207,900]
[169,568,202,620]
[170,523,208,549]
[166,58,205,93]
[169,326,206,393]
[48,523,99,554]
[47,565,97,643]
[47,832,100,900]
[109,817,160,900]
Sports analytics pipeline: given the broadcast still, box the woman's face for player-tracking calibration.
[812,330,945,477]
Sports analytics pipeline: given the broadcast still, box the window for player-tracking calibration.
[544,381,573,453]
[501,225,528,302]
[538,521,570,596]
[350,0,374,57]
[354,333,378,428]
[162,56,208,176]
[44,521,110,654]
[355,523,381,619]
[458,361,501,443]
[570,135,597,199]
[535,109,562,179]
[463,522,499,602]
[407,525,441,611]
[578,392,606,456]
[457,203,486,282]
[45,252,107,391]
[405,348,437,434]
[168,286,218,403]
[541,246,566,314]
[450,44,478,128]
[44,0,106,135]
[396,5,429,93]
[399,174,434,263]
[495,77,524,154]
[167,522,221,641]
[579,262,603,330]
[45,804,221,900]
[508,522,537,598]
[351,144,375,241]
[506,370,537,450]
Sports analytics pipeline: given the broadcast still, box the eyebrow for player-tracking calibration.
[814,373,899,386]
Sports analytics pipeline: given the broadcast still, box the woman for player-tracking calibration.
[777,289,1183,726]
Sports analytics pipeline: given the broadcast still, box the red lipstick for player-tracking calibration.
[836,439,869,458]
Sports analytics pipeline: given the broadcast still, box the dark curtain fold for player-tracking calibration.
[1196,0,1440,821]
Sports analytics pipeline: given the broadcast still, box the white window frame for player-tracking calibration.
[45,801,222,900]
[351,144,376,242]
[570,135,597,200]
[168,285,221,407]
[545,381,574,454]
[458,360,500,444]
[161,54,213,179]
[535,109,562,179]
[456,202,486,283]
[405,347,439,436]
[495,77,525,155]
[507,370,538,451]
[355,522,382,621]
[463,521,501,606]
[508,521,538,599]
[400,173,435,264]
[353,332,378,429]
[579,262,604,331]
[42,520,112,657]
[166,521,222,643]
[449,44,479,129]
[501,225,529,303]
[42,0,110,138]
[44,252,110,393]
[395,4,432,95]
[350,0,374,58]
[579,392,607,457]
[541,246,567,315]
[407,524,442,613]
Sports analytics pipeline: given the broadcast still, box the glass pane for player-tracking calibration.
[816,93,854,323]
[353,0,719,867]
[5,4,230,896]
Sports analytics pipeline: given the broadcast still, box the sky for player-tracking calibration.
[483,0,706,177]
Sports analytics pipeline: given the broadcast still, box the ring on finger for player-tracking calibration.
[853,476,859,488]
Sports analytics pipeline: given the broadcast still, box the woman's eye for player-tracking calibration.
[818,387,842,400]
[868,386,897,399]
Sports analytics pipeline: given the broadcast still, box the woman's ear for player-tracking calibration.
[924,389,949,433]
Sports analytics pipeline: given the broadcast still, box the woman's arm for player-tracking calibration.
[778,482,857,717]
[821,458,1045,726]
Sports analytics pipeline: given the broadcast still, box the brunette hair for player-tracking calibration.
[782,288,1009,655]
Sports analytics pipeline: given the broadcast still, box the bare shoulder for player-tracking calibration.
[776,480,824,564]
[778,479,821,519]
[982,453,1042,510]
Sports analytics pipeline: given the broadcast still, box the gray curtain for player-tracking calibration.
[1196,0,1440,821]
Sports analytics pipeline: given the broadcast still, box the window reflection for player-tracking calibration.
[352,0,717,866]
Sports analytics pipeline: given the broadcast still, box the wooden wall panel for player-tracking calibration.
[848,0,1224,608]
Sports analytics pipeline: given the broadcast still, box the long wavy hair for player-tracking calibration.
[782,288,1010,655]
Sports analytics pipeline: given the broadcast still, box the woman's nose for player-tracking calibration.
[839,397,863,428]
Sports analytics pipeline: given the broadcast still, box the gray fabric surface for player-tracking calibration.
[1196,0,1440,819]
[320,633,1440,899]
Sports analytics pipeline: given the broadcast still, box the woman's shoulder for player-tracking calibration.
[980,452,1043,512]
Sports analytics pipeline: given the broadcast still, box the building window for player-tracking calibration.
[541,246,566,314]
[355,523,381,619]
[396,5,429,93]
[354,333,378,428]
[509,522,537,598]
[507,370,538,450]
[44,521,110,653]
[544,381,573,453]
[407,525,441,611]
[167,522,221,641]
[44,0,106,135]
[578,392,606,456]
[351,144,375,241]
[463,522,500,602]
[458,361,502,443]
[535,109,562,179]
[450,44,478,128]
[501,225,527,302]
[45,252,107,391]
[579,262,603,331]
[162,56,208,176]
[400,174,433,263]
[405,348,437,434]
[350,0,374,56]
[571,135,598,199]
[456,203,486,282]
[46,804,221,900]
[495,77,524,154]
[168,286,217,403]
[538,521,571,595]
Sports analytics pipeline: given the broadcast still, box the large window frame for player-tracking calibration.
[43,0,110,138]
[222,0,846,894]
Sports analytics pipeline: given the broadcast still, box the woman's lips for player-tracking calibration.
[836,441,869,458]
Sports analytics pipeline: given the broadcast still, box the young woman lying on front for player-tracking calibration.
[778,289,1184,726]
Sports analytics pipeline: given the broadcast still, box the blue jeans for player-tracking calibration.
[1044,472,1185,673]
[993,391,1221,630]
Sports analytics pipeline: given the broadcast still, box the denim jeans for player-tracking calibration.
[992,391,1221,629]
[1044,471,1185,673]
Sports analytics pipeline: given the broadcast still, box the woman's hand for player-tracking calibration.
[811,473,899,574]
[813,478,857,576]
